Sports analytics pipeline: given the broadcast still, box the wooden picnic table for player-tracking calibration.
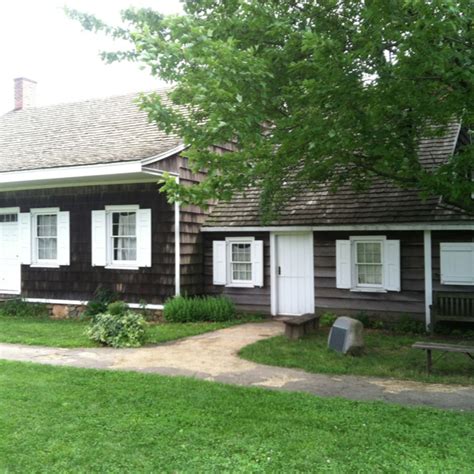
[412,342,474,373]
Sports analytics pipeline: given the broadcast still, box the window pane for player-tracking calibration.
[38,237,57,260]
[113,237,137,261]
[232,263,252,281]
[37,214,57,237]
[231,243,251,262]
[112,212,136,237]
[357,264,382,285]
[356,242,382,264]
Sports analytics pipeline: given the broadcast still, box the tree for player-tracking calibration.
[68,1,474,218]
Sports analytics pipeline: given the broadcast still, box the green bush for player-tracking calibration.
[164,296,236,322]
[86,302,147,348]
[0,299,48,319]
[84,287,118,319]
[353,311,385,330]
[396,314,426,334]
[319,312,337,327]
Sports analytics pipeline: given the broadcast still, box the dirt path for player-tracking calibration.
[1,321,473,411]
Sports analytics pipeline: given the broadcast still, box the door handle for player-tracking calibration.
[278,266,281,275]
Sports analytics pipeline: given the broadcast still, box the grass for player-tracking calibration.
[0,314,262,348]
[239,329,474,385]
[1,360,473,472]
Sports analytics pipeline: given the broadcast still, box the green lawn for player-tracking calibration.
[0,361,473,472]
[0,315,259,348]
[239,330,474,385]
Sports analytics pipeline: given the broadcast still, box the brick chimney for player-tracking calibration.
[14,77,37,110]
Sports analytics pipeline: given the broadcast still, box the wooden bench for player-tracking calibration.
[431,291,474,331]
[412,341,474,373]
[280,314,319,340]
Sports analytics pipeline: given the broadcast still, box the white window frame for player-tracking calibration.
[31,207,60,268]
[105,205,140,270]
[349,236,387,292]
[225,236,255,288]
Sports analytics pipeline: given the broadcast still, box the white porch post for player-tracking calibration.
[423,230,432,331]
[174,177,181,296]
[269,233,277,316]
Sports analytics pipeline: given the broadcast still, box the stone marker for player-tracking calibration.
[328,317,364,355]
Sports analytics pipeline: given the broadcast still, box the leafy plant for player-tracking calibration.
[353,312,385,330]
[396,314,426,335]
[0,299,48,319]
[84,286,118,319]
[164,296,236,323]
[86,302,147,348]
[319,312,337,328]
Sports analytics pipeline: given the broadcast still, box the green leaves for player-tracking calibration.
[70,0,474,217]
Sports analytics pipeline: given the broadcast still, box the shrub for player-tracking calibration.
[0,298,48,319]
[164,296,236,322]
[86,302,147,348]
[353,311,386,330]
[84,287,118,319]
[396,314,426,334]
[319,312,337,327]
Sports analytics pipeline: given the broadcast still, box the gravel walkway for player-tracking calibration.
[1,321,473,411]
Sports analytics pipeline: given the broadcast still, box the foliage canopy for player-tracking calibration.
[69,1,474,217]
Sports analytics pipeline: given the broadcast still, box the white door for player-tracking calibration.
[0,218,21,294]
[275,233,314,315]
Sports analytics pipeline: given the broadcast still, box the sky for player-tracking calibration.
[0,0,183,114]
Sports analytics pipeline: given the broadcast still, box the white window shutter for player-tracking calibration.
[91,210,107,267]
[137,209,152,268]
[440,243,474,285]
[19,213,31,265]
[252,240,264,287]
[57,211,70,266]
[384,240,401,291]
[213,241,227,285]
[336,240,351,289]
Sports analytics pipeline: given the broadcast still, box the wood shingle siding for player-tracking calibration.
[203,232,271,313]
[0,183,175,304]
[314,232,426,317]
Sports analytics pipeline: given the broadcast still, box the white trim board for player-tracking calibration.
[23,298,164,311]
[0,157,179,193]
[141,144,188,166]
[203,223,474,232]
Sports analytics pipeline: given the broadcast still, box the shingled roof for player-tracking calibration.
[205,123,472,226]
[0,89,182,173]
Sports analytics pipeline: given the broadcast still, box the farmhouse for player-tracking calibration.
[0,78,472,328]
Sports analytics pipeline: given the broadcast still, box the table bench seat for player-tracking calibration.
[279,314,319,340]
[412,341,474,373]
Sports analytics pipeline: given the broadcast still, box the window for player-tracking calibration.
[91,206,152,269]
[336,237,400,292]
[28,208,70,267]
[0,214,18,223]
[354,241,383,287]
[212,238,264,287]
[230,242,252,284]
[111,211,137,263]
[36,213,58,261]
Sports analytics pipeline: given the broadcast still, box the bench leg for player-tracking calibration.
[427,349,432,374]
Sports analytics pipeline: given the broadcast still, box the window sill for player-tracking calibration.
[30,263,60,269]
[105,265,140,271]
[350,287,387,293]
[225,283,255,288]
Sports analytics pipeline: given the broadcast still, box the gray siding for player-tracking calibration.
[203,232,271,313]
[314,231,426,318]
